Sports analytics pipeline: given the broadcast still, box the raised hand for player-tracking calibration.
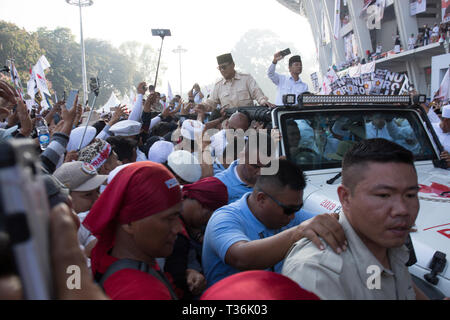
[137,82,147,95]
[273,52,284,64]
[109,105,127,126]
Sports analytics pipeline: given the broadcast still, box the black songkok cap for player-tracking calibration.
[217,53,234,65]
[289,55,302,67]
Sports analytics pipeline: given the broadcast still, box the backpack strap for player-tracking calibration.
[99,259,178,300]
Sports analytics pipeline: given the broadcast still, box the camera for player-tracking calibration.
[0,139,53,299]
[224,107,272,125]
[89,77,99,92]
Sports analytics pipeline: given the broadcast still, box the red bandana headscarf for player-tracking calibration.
[182,177,228,211]
[83,162,182,275]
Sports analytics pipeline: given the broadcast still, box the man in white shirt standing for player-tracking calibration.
[268,52,309,106]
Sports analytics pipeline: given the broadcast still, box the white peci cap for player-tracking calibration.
[167,150,202,183]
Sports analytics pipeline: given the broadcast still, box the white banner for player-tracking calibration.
[443,0,450,23]
[334,0,341,40]
[168,82,174,102]
[411,0,427,16]
[435,68,450,101]
[310,72,320,93]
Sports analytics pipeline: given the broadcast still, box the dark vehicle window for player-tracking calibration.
[280,109,436,171]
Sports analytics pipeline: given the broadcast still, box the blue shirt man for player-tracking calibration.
[202,192,315,287]
[215,160,253,204]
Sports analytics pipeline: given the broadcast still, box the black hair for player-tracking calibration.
[289,55,302,67]
[106,136,138,162]
[255,159,306,192]
[342,138,415,190]
[93,120,107,136]
[151,122,174,138]
[143,136,164,156]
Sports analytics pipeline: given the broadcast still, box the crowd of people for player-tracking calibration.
[334,22,450,73]
[0,50,448,301]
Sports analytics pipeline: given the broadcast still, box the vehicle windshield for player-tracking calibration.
[280,109,437,171]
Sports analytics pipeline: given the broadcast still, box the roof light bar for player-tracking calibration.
[299,94,412,106]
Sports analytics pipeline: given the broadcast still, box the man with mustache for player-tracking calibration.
[282,138,429,299]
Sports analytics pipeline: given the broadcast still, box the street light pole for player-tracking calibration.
[152,29,171,90]
[173,45,187,96]
[66,0,93,106]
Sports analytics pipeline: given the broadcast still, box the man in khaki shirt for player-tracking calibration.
[282,138,429,300]
[202,53,275,111]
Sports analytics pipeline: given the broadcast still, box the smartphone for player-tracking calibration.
[280,48,291,57]
[0,139,53,299]
[65,89,79,111]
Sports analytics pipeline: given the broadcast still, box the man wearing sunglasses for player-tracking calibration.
[203,159,347,287]
[201,53,275,112]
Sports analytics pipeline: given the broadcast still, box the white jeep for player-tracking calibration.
[240,95,449,299]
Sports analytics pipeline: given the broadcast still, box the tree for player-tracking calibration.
[0,21,43,85]
[0,20,167,107]
[85,39,135,105]
[119,41,166,87]
[35,27,81,100]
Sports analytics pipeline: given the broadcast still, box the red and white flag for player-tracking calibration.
[29,56,52,109]
[8,60,25,99]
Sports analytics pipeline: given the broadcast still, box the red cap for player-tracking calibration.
[200,271,320,300]
[182,177,228,211]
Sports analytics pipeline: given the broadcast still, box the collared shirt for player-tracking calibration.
[203,72,268,110]
[214,160,252,204]
[267,63,309,106]
[202,193,315,288]
[282,213,416,300]
[136,149,148,162]
[432,122,450,153]
[427,108,441,124]
[212,158,226,176]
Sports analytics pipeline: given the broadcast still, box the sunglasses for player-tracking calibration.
[258,188,303,216]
